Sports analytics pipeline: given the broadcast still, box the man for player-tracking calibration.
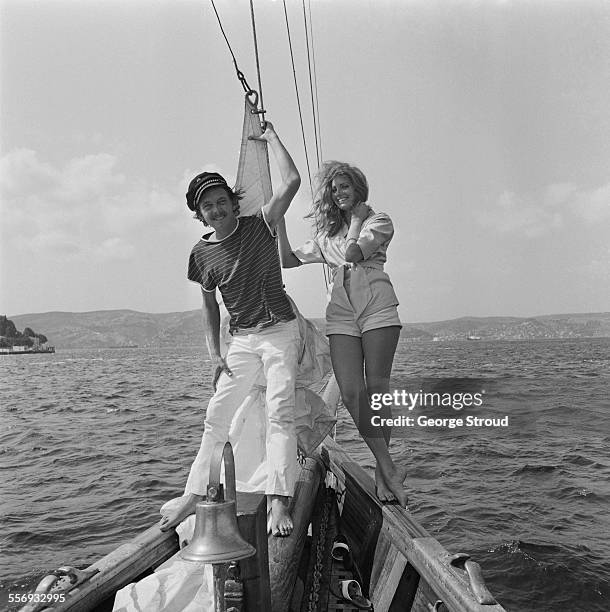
[160,122,301,536]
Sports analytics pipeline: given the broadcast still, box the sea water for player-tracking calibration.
[1,338,609,611]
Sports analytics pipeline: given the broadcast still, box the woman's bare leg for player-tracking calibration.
[329,332,408,507]
[362,326,404,502]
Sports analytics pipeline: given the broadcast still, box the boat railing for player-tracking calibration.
[321,436,506,612]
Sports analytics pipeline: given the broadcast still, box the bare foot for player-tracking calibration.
[375,464,396,502]
[377,464,408,508]
[270,495,293,537]
[159,493,204,532]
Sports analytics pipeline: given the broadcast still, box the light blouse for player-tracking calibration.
[293,210,394,270]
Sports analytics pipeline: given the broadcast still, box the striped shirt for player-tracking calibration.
[188,212,295,334]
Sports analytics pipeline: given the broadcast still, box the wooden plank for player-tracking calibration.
[388,563,420,612]
[338,469,383,592]
[322,438,429,540]
[321,438,507,612]
[411,577,443,612]
[369,531,407,612]
[268,457,325,612]
[328,565,361,612]
[235,492,271,612]
[320,437,425,600]
[407,538,505,612]
[46,525,180,612]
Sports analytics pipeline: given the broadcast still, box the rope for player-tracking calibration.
[323,262,332,289]
[282,0,314,198]
[307,0,323,163]
[249,0,266,121]
[211,0,329,290]
[301,0,320,169]
[298,0,330,290]
[209,0,259,107]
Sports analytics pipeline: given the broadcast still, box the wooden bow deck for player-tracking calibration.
[19,438,506,612]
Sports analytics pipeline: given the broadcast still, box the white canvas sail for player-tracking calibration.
[234,96,272,216]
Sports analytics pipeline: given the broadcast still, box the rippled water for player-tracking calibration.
[1,339,609,611]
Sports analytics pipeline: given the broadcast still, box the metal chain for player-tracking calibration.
[306,487,331,612]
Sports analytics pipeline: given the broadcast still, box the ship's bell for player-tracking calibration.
[181,442,256,564]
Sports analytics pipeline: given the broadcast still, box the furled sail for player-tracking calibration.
[234,96,272,216]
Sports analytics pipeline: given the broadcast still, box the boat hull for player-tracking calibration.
[19,441,505,612]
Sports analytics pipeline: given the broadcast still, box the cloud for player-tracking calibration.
[55,153,126,203]
[584,248,610,282]
[1,148,185,261]
[478,182,610,237]
[478,190,558,237]
[569,183,610,224]
[93,237,136,261]
[0,149,57,196]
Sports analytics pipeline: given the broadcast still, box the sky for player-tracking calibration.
[1,0,609,322]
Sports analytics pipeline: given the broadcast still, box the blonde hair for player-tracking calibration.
[307,161,369,237]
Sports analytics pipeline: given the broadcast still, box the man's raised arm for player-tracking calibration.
[250,122,301,229]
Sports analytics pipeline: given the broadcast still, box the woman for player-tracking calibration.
[278,161,408,507]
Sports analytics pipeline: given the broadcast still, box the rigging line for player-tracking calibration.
[307,0,323,163]
[249,0,265,120]
[283,0,329,291]
[282,0,314,199]
[209,0,239,72]
[210,0,255,97]
[301,0,320,169]
[304,0,328,288]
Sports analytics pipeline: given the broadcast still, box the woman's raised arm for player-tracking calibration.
[276,218,303,269]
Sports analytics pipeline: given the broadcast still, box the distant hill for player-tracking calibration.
[9,310,202,349]
[9,310,610,348]
[403,313,610,342]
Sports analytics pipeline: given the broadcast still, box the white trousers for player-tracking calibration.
[184,319,299,497]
